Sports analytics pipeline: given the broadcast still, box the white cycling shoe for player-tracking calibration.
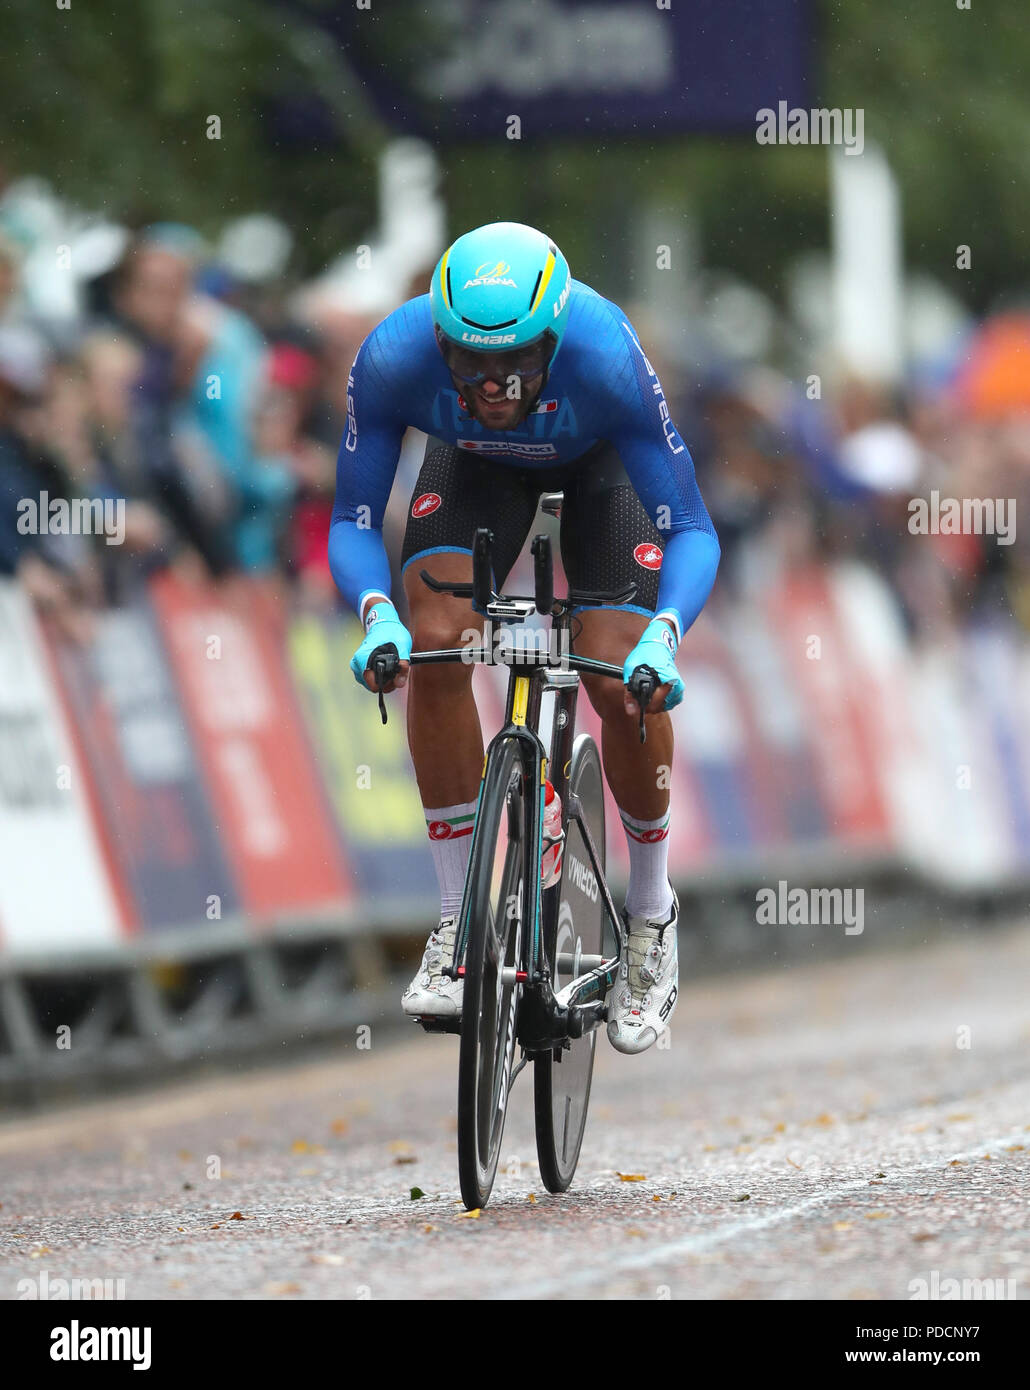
[607,888,679,1055]
[401,916,463,1018]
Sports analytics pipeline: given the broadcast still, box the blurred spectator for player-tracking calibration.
[254,340,338,609]
[0,323,93,639]
[0,176,1026,665]
[102,226,237,577]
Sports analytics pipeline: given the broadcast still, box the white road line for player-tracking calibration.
[502,1129,1030,1299]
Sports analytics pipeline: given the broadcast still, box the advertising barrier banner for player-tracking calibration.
[48,585,240,933]
[6,560,1030,965]
[287,611,435,899]
[150,572,353,921]
[0,581,125,957]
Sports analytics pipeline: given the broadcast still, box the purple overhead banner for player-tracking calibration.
[287,0,811,140]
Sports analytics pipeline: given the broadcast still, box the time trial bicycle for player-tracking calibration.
[370,497,660,1209]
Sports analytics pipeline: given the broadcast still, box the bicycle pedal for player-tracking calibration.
[415,1015,463,1036]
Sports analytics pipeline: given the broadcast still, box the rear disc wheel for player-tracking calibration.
[534,733,606,1193]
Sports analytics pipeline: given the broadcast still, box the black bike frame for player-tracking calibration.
[408,616,628,1053]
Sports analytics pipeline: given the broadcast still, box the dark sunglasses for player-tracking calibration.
[439,335,554,387]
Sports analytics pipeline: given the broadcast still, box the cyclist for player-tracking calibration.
[329,222,719,1055]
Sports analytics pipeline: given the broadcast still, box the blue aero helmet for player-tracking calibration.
[430,221,572,375]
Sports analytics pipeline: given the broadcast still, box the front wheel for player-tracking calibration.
[457,737,527,1210]
[534,733,606,1193]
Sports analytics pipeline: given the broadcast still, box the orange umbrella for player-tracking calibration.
[950,314,1028,417]
[954,313,1030,419]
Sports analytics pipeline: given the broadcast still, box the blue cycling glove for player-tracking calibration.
[350,601,413,686]
[623,617,683,711]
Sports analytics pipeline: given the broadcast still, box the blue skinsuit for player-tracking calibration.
[328,280,719,637]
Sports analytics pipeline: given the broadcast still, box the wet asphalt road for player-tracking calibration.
[1,924,1028,1300]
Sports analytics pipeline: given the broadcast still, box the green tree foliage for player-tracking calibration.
[0,0,433,267]
[1,0,1025,309]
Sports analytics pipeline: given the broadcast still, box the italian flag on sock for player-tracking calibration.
[619,809,671,844]
[426,809,476,842]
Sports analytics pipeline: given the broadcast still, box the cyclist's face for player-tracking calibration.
[439,337,551,430]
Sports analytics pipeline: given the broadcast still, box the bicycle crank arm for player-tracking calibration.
[553,959,619,1012]
[566,1000,607,1038]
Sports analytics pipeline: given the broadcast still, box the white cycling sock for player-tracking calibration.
[618,807,674,921]
[424,800,478,918]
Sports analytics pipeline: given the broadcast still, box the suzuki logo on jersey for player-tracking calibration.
[634,542,663,570]
[412,492,442,518]
[460,331,518,345]
[457,440,558,457]
[464,261,517,289]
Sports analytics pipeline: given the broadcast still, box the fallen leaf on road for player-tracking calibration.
[177,1150,192,1161]
[310,1254,344,1266]
[865,1211,890,1220]
[461,1208,481,1219]
[228,1211,249,1220]
[733,1193,751,1202]
[527,1194,536,1203]
[265,1282,301,1296]
[616,1172,646,1182]
[947,1113,973,1122]
[388,1140,414,1154]
[652,1195,662,1202]
[330,1119,348,1136]
[833,1222,852,1231]
[394,1155,417,1166]
[423,1224,437,1233]
[948,1159,965,1166]
[409,1187,425,1201]
[912,1233,935,1242]
[625,1229,646,1237]
[773,1122,786,1133]
[210,1224,221,1229]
